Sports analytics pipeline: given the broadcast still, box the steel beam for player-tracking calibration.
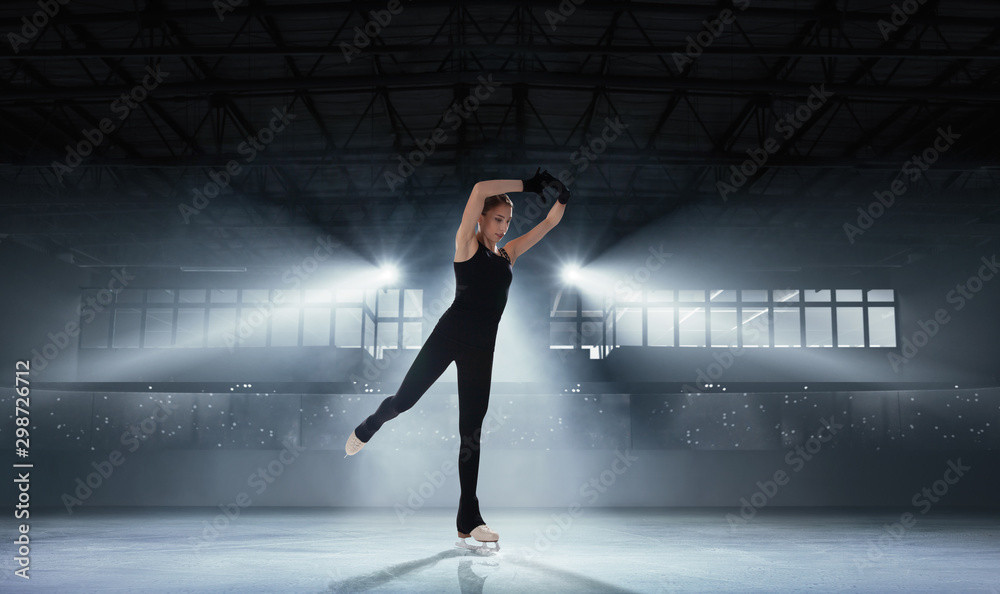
[1,71,998,102]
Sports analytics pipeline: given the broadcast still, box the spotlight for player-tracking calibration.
[562,264,581,284]
[379,264,399,285]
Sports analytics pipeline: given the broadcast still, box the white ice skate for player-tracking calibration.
[455,524,500,555]
[344,430,366,457]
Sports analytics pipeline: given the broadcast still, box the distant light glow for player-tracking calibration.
[562,264,581,284]
[379,264,398,285]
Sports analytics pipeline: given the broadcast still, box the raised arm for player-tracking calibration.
[504,173,570,264]
[502,200,566,265]
[456,179,523,243]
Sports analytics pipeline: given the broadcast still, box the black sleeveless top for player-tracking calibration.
[434,240,513,351]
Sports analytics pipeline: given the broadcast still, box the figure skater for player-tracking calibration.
[345,168,570,552]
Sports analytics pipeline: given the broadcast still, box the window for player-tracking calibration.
[741,307,769,347]
[805,307,832,347]
[550,322,577,349]
[144,309,174,347]
[550,288,607,358]
[616,307,642,346]
[377,289,399,316]
[678,307,706,347]
[112,308,141,348]
[78,286,421,358]
[376,321,398,358]
[179,289,206,303]
[710,290,737,302]
[648,306,675,347]
[773,307,800,347]
[206,308,236,348]
[148,289,176,304]
[237,304,268,348]
[868,307,897,347]
[335,308,363,348]
[271,308,301,347]
[836,307,865,347]
[80,289,111,348]
[710,307,738,347]
[303,308,331,346]
[402,322,423,348]
[741,290,768,302]
[549,288,898,351]
[176,309,206,347]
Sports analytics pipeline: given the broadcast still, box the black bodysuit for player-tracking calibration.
[434,240,513,351]
[354,238,513,534]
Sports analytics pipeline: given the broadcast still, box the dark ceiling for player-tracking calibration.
[0,0,997,275]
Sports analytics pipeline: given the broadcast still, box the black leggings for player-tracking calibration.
[354,328,494,534]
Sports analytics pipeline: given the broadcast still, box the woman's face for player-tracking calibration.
[480,205,512,242]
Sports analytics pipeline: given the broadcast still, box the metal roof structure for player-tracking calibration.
[1,0,997,274]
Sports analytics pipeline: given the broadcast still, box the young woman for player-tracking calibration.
[345,168,569,550]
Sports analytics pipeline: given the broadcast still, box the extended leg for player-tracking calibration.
[354,330,457,443]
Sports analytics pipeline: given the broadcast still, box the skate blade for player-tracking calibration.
[455,538,500,556]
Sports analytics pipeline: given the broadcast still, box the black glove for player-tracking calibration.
[556,185,570,205]
[521,167,546,194]
[540,171,569,205]
[522,168,567,205]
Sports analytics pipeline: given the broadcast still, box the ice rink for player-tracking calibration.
[2,506,998,593]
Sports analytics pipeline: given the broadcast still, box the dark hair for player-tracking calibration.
[482,193,513,216]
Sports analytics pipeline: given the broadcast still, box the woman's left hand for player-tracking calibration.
[537,171,567,205]
[556,185,570,205]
